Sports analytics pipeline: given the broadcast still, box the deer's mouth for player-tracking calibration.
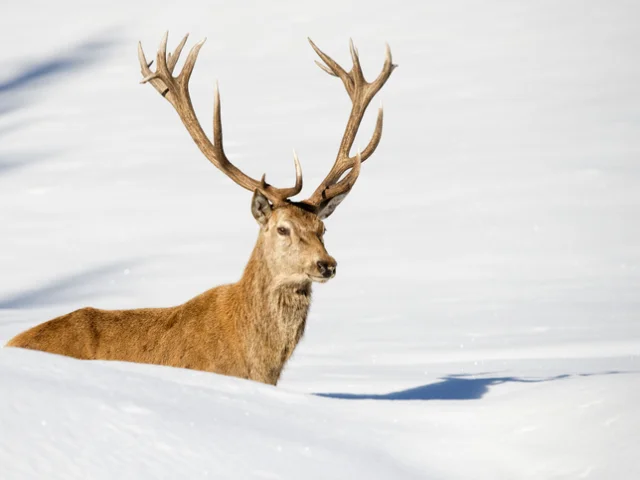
[308,274,334,283]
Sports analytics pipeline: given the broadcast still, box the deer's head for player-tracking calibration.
[251,195,335,283]
[138,33,396,284]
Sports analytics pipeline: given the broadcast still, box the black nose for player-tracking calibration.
[317,260,337,278]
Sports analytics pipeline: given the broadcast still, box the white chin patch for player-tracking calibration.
[310,275,330,283]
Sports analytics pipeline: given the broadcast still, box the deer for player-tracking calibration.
[5,32,396,385]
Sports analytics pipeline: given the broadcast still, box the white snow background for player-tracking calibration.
[1,0,639,478]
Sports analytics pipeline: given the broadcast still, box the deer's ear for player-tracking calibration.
[316,193,348,220]
[251,189,272,226]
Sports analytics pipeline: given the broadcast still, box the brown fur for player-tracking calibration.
[6,203,335,385]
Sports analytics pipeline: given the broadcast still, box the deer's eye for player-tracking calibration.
[277,226,290,236]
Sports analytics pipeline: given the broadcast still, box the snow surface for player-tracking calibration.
[1,0,639,478]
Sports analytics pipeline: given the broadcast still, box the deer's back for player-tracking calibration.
[5,285,249,376]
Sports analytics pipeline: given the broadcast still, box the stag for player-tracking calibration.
[6,33,395,385]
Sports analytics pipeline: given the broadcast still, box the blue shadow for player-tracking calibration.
[0,259,141,309]
[316,372,625,401]
[0,32,118,175]
[0,36,116,97]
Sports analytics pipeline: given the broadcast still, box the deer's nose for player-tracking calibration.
[317,259,337,278]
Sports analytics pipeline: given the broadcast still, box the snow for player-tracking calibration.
[1,0,639,478]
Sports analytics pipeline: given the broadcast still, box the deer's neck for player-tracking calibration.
[236,235,312,384]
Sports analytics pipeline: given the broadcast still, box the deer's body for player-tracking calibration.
[5,33,395,385]
[7,266,308,387]
[7,207,323,385]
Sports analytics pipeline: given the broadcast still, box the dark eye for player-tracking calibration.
[277,226,290,236]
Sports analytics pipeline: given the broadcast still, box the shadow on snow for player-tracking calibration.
[0,32,119,175]
[0,34,116,99]
[0,259,141,310]
[316,371,626,401]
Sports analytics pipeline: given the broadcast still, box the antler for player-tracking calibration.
[302,39,396,218]
[137,32,302,205]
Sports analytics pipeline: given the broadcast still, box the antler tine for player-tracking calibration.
[308,38,350,85]
[138,32,303,205]
[314,60,337,77]
[156,31,170,77]
[178,38,207,86]
[290,149,303,194]
[303,40,395,217]
[213,80,224,153]
[360,105,384,159]
[138,43,150,75]
[348,39,365,84]
[167,33,189,74]
[372,43,397,90]
[138,41,158,81]
[258,150,303,199]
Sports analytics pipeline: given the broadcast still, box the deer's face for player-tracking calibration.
[252,192,337,283]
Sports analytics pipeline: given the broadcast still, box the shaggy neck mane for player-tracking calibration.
[235,233,312,384]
